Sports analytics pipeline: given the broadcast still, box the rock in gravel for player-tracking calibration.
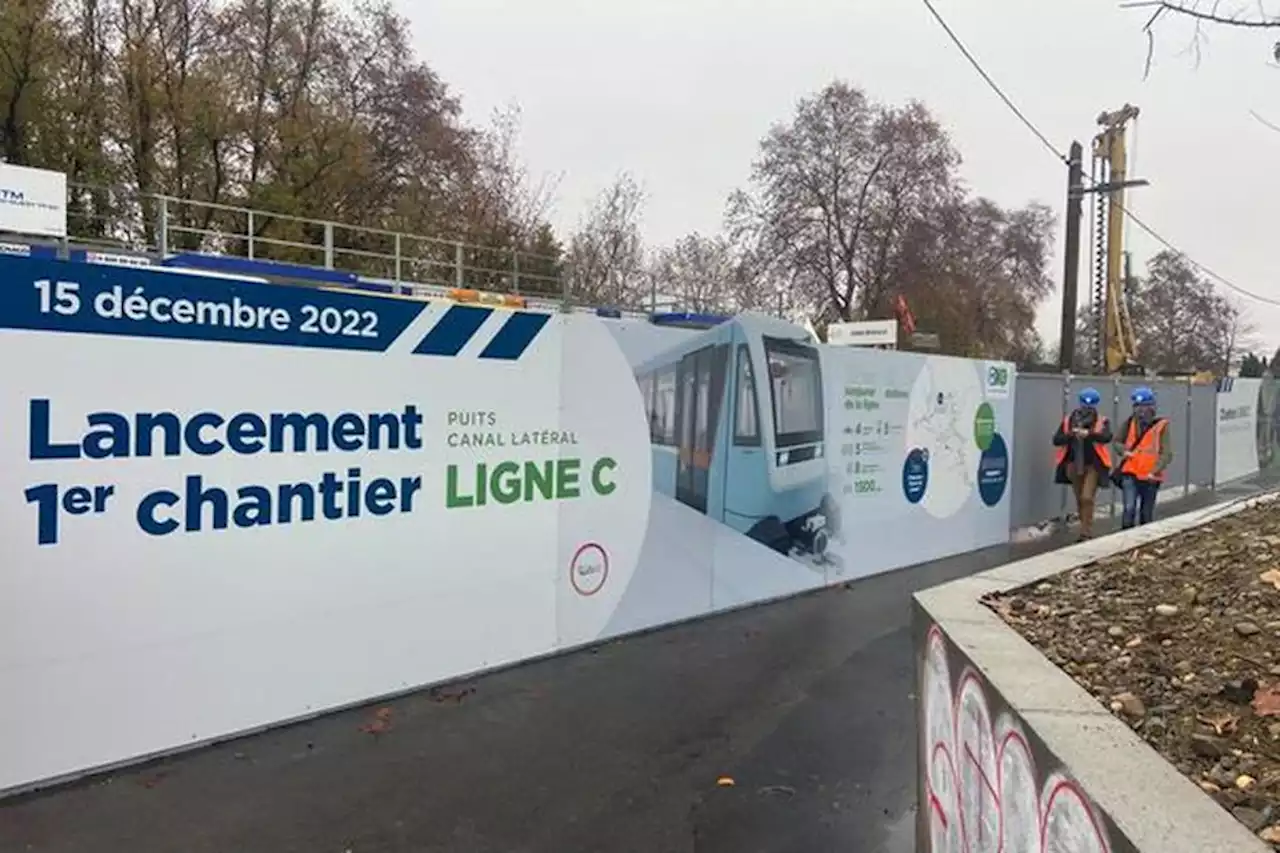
[1154,604,1179,617]
[1107,625,1126,639]
[1222,678,1260,705]
[1190,734,1228,759]
[1233,806,1268,832]
[1235,621,1262,637]
[1113,692,1146,718]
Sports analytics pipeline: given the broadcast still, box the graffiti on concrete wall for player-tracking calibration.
[921,623,1117,853]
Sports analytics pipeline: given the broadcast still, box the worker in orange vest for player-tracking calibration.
[1112,386,1173,529]
[1052,387,1113,540]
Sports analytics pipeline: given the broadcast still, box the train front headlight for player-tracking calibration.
[814,443,823,459]
[777,451,790,466]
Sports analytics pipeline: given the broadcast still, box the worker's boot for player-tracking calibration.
[1078,497,1095,541]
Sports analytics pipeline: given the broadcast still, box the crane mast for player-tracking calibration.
[1091,104,1142,375]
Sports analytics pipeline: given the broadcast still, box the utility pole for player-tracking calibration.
[1057,141,1084,372]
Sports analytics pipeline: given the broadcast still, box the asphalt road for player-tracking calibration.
[1,481,1268,853]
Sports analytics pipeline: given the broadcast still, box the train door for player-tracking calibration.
[674,345,727,514]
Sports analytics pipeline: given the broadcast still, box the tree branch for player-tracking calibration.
[1124,0,1280,26]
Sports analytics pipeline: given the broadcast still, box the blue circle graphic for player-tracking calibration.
[977,432,1009,507]
[903,448,929,504]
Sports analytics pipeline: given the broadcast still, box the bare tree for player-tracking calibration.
[1,0,554,271]
[0,0,60,165]
[463,103,558,243]
[564,173,647,307]
[894,196,1056,361]
[648,232,769,313]
[1125,0,1280,75]
[1129,249,1244,372]
[727,81,960,323]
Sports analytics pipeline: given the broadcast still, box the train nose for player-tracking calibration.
[810,528,829,556]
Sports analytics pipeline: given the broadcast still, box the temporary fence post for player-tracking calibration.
[1109,375,1121,520]
[394,233,403,294]
[1210,378,1220,493]
[1059,373,1070,523]
[157,197,170,257]
[512,251,521,295]
[247,210,255,260]
[454,242,464,289]
[1184,378,1193,497]
[323,222,335,270]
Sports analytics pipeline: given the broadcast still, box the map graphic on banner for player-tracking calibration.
[819,348,1012,578]
[0,254,1015,795]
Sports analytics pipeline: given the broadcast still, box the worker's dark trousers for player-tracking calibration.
[1120,475,1159,529]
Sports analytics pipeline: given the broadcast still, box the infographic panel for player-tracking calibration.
[822,349,1014,577]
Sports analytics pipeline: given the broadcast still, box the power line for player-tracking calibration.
[918,0,1069,165]
[1123,208,1280,305]
[919,0,1280,308]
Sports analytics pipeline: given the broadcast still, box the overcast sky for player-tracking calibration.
[402,0,1280,354]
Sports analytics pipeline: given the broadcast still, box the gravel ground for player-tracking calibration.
[988,502,1280,849]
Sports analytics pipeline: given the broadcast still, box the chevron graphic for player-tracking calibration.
[412,304,551,360]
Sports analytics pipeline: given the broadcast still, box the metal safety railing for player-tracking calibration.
[60,181,571,301]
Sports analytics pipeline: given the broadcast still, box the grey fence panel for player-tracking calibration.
[1009,373,1221,530]
[1010,373,1069,528]
[1188,383,1217,487]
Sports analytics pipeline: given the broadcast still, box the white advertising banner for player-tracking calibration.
[1215,377,1262,484]
[828,319,897,347]
[0,163,67,238]
[0,255,1017,794]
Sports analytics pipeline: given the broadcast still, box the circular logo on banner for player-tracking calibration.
[902,448,929,504]
[973,402,996,451]
[977,433,1010,507]
[569,543,609,597]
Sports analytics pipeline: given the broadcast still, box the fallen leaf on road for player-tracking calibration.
[716,776,735,787]
[359,706,393,735]
[1260,569,1280,591]
[1197,712,1240,735]
[1253,684,1280,717]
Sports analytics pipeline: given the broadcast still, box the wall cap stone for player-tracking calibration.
[915,491,1280,853]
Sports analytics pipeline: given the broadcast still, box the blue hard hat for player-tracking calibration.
[1078,387,1101,407]
[1131,386,1156,405]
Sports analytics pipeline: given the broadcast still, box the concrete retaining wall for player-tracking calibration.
[914,494,1279,853]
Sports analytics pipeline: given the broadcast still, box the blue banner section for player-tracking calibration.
[479,312,550,361]
[412,304,551,360]
[414,304,492,356]
[0,256,426,352]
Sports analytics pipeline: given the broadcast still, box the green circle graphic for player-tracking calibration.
[973,402,996,451]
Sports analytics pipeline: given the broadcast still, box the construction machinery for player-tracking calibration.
[1090,104,1145,375]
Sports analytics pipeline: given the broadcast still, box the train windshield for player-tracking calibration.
[763,337,823,448]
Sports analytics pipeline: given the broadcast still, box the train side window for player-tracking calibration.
[637,374,655,437]
[654,367,677,445]
[733,345,761,446]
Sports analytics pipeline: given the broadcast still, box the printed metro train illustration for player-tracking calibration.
[632,313,839,556]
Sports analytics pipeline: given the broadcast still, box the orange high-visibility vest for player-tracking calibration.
[1119,417,1168,481]
[1054,416,1112,469]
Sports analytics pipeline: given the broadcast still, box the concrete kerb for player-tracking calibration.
[915,490,1280,853]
